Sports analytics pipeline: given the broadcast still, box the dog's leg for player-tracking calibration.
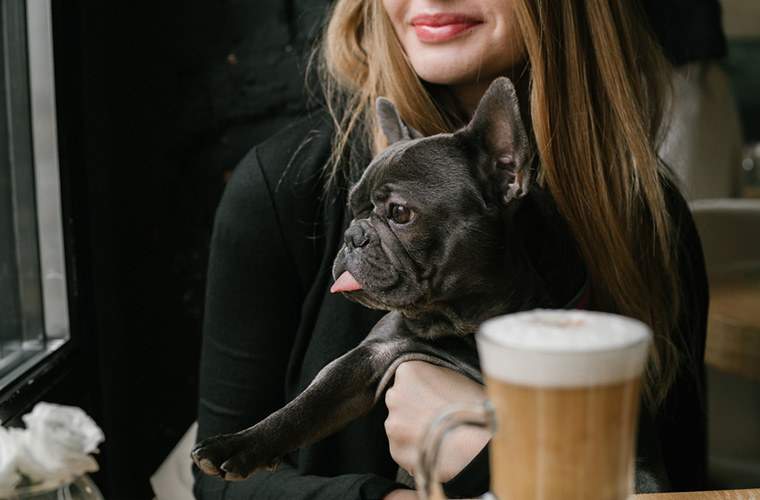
[191,315,485,481]
[191,314,410,481]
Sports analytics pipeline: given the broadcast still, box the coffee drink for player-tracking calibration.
[478,310,650,500]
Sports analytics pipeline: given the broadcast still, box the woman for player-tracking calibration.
[193,1,716,498]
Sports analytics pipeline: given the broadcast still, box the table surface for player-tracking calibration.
[635,489,760,499]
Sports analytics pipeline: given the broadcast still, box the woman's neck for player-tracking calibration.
[450,64,531,120]
[451,80,496,118]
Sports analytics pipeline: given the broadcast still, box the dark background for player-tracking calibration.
[47,1,330,498]
[19,1,758,499]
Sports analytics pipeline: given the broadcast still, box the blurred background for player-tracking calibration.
[0,0,758,499]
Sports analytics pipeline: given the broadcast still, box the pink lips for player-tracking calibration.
[410,13,483,43]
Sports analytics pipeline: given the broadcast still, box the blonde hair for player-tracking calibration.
[314,0,680,406]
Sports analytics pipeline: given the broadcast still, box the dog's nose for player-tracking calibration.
[345,225,370,249]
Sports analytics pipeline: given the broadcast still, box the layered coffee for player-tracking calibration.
[477,309,651,500]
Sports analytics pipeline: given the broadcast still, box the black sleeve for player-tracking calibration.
[192,463,404,500]
[442,445,490,498]
[656,181,709,491]
[192,148,405,500]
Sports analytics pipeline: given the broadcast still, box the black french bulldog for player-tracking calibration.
[191,77,588,482]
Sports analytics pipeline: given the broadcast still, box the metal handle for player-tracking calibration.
[415,401,497,500]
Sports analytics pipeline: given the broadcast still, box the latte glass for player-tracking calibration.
[415,309,652,500]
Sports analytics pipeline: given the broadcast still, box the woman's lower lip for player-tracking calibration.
[413,22,481,43]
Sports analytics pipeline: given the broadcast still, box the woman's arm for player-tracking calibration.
[193,147,406,500]
[654,179,710,491]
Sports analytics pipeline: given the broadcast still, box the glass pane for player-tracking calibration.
[0,0,46,376]
[0,125,23,357]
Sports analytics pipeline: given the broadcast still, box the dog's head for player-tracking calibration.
[331,77,533,318]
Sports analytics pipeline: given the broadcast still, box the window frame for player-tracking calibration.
[0,0,74,423]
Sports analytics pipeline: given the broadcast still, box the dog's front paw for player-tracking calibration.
[191,431,279,481]
[191,432,247,480]
[219,449,281,481]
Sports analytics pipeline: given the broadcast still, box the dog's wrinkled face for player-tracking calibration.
[331,77,532,314]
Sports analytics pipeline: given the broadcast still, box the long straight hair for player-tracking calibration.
[314,0,680,406]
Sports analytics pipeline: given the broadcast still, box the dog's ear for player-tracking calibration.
[463,77,532,204]
[376,97,423,145]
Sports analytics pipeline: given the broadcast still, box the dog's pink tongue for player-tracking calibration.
[330,271,363,293]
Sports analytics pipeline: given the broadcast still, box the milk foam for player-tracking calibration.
[477,309,651,387]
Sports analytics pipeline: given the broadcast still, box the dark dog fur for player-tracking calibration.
[191,77,590,483]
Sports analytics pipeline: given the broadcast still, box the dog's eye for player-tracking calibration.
[389,203,413,224]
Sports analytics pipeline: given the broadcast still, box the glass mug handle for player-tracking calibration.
[415,401,498,500]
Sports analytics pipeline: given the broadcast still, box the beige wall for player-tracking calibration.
[721,0,760,37]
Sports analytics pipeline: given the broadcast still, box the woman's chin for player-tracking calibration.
[412,63,496,88]
[406,47,519,87]
[408,59,479,86]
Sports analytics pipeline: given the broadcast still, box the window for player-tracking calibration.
[0,0,69,394]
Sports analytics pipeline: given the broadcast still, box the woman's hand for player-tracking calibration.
[383,489,418,500]
[384,361,490,482]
